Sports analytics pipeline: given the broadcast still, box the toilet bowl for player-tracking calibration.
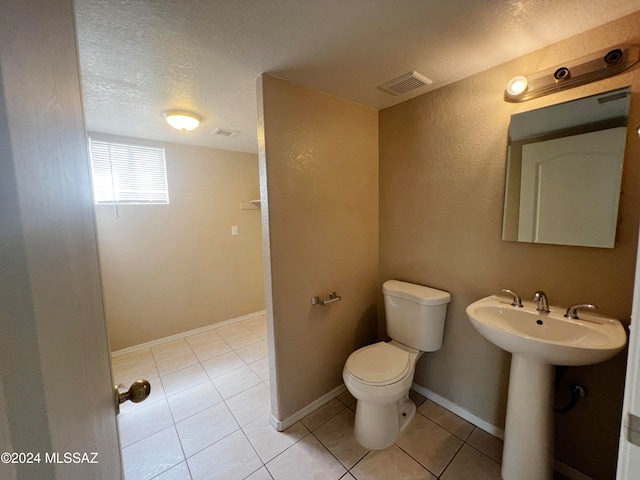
[343,341,422,449]
[343,280,450,450]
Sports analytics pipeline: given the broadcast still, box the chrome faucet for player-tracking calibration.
[499,288,523,307]
[564,303,597,320]
[532,290,550,313]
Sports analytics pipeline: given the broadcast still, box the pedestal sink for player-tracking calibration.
[466,295,627,480]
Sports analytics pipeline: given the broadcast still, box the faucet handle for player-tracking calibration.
[564,304,597,320]
[499,288,523,307]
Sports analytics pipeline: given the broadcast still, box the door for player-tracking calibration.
[616,226,640,477]
[0,1,122,479]
[518,127,626,247]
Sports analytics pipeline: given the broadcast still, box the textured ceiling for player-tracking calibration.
[75,0,640,153]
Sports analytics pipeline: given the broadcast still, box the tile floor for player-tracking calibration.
[114,314,571,480]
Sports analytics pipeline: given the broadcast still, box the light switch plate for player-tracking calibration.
[231,225,238,236]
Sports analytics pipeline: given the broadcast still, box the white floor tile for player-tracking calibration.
[118,399,174,448]
[243,414,309,463]
[175,402,239,457]
[226,383,271,426]
[153,461,192,480]
[152,339,193,360]
[212,365,262,399]
[245,466,273,480]
[235,341,269,364]
[215,323,249,335]
[313,408,368,469]
[113,349,159,385]
[396,413,463,476]
[201,351,245,379]
[242,316,268,341]
[350,445,436,480]
[156,349,199,376]
[248,357,270,382]
[112,348,155,374]
[241,315,267,331]
[301,398,346,431]
[187,430,262,480]
[216,324,262,349]
[185,329,222,349]
[161,364,210,397]
[191,338,233,362]
[440,444,501,479]
[266,433,347,480]
[466,428,503,463]
[418,398,474,440]
[122,426,184,480]
[167,380,223,423]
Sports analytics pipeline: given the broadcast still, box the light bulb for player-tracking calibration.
[162,111,200,131]
[505,76,528,98]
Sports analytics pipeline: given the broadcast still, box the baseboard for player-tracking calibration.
[411,383,505,439]
[269,384,347,432]
[553,461,593,480]
[111,310,266,357]
[411,383,594,480]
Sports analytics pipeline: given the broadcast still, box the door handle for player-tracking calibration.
[114,379,151,414]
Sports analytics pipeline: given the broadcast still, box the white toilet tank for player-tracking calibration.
[383,280,451,352]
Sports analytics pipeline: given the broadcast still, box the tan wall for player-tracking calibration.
[94,135,265,351]
[379,13,640,480]
[258,74,379,421]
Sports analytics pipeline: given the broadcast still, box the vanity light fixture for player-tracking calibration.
[162,110,201,131]
[504,44,639,102]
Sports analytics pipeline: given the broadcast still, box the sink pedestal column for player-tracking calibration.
[502,354,554,480]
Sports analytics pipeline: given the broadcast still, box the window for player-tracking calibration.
[89,138,169,204]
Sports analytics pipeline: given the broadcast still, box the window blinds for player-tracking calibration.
[89,139,169,204]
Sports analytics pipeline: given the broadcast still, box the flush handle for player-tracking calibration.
[114,379,151,414]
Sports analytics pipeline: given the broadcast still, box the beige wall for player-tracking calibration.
[379,12,640,480]
[94,135,264,351]
[258,74,379,422]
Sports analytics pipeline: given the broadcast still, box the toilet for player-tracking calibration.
[343,279,451,450]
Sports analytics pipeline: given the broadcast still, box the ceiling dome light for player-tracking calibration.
[505,76,529,98]
[162,111,201,131]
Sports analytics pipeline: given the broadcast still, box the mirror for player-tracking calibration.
[502,86,631,248]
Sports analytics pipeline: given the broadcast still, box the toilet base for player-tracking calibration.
[398,396,416,432]
[353,394,415,450]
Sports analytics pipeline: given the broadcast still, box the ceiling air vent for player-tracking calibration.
[378,71,433,96]
[211,127,240,137]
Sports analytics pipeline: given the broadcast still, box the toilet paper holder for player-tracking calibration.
[311,291,342,307]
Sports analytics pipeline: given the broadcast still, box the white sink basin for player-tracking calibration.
[466,295,626,366]
[467,294,627,479]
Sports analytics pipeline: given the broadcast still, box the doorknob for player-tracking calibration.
[114,379,151,414]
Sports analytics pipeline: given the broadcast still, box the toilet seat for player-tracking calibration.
[345,342,415,386]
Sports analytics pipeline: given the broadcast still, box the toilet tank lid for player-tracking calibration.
[383,280,451,305]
